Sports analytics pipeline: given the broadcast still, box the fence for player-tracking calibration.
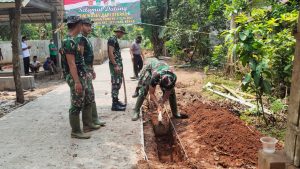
[0,38,132,64]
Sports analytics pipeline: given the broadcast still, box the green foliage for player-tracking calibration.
[217,1,298,122]
[141,0,169,57]
[165,0,219,65]
[212,45,226,67]
[93,25,143,41]
[269,99,287,114]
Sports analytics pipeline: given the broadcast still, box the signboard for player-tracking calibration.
[64,0,141,25]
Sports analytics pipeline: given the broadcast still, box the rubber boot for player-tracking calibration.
[169,92,189,119]
[82,104,101,132]
[117,99,127,107]
[169,92,181,118]
[132,87,140,98]
[132,95,145,121]
[92,102,106,126]
[111,100,126,111]
[69,113,91,139]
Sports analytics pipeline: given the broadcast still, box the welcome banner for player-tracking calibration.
[64,0,141,25]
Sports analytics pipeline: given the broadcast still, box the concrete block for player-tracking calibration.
[0,71,13,77]
[0,76,35,91]
[258,150,293,169]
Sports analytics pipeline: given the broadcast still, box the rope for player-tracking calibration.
[140,110,149,161]
[164,107,189,160]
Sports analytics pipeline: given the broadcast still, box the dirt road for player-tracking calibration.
[0,49,142,169]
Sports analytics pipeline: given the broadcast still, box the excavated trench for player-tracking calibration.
[155,128,184,163]
[142,110,185,165]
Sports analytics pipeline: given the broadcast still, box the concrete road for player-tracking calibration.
[0,49,143,169]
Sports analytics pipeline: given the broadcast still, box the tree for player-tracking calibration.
[141,0,169,57]
[10,0,24,103]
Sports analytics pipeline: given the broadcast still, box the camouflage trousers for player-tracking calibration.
[66,73,94,115]
[86,68,95,104]
[109,62,123,101]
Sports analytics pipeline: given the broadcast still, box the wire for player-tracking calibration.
[139,22,217,36]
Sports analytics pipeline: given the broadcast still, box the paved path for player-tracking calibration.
[0,49,142,169]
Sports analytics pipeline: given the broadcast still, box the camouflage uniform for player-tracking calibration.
[137,58,177,97]
[132,58,178,120]
[108,35,123,101]
[76,34,95,104]
[76,33,105,126]
[61,35,90,116]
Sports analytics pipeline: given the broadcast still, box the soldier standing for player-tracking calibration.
[108,26,127,111]
[61,16,91,139]
[77,18,106,131]
[131,58,188,121]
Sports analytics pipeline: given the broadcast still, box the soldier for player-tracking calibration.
[77,18,106,130]
[108,26,127,111]
[131,58,188,121]
[61,16,91,139]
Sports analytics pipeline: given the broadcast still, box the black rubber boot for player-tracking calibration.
[117,99,126,107]
[132,87,140,98]
[69,113,91,139]
[112,100,126,111]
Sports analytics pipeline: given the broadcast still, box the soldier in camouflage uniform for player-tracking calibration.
[131,58,188,121]
[108,26,127,111]
[76,18,106,131]
[61,16,90,139]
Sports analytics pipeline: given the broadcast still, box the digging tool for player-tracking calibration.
[153,108,170,136]
[122,73,127,105]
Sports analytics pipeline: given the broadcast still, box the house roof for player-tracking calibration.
[0,0,64,25]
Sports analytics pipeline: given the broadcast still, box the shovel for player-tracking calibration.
[153,110,170,136]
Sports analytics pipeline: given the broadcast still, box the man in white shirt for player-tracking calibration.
[29,56,41,73]
[22,36,31,75]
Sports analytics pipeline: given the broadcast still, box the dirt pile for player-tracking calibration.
[177,101,263,168]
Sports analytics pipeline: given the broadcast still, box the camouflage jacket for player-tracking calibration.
[61,34,87,78]
[107,35,122,64]
[76,34,94,67]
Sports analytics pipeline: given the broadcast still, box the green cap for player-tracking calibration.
[114,26,128,34]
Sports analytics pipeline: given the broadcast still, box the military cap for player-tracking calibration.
[114,26,128,34]
[82,18,94,25]
[65,16,82,24]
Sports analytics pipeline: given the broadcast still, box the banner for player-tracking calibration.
[64,0,141,25]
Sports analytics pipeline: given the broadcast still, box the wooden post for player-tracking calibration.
[285,11,300,167]
[10,0,24,103]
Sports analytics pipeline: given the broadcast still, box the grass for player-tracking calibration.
[202,73,241,101]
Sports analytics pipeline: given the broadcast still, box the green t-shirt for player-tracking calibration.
[49,43,58,56]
